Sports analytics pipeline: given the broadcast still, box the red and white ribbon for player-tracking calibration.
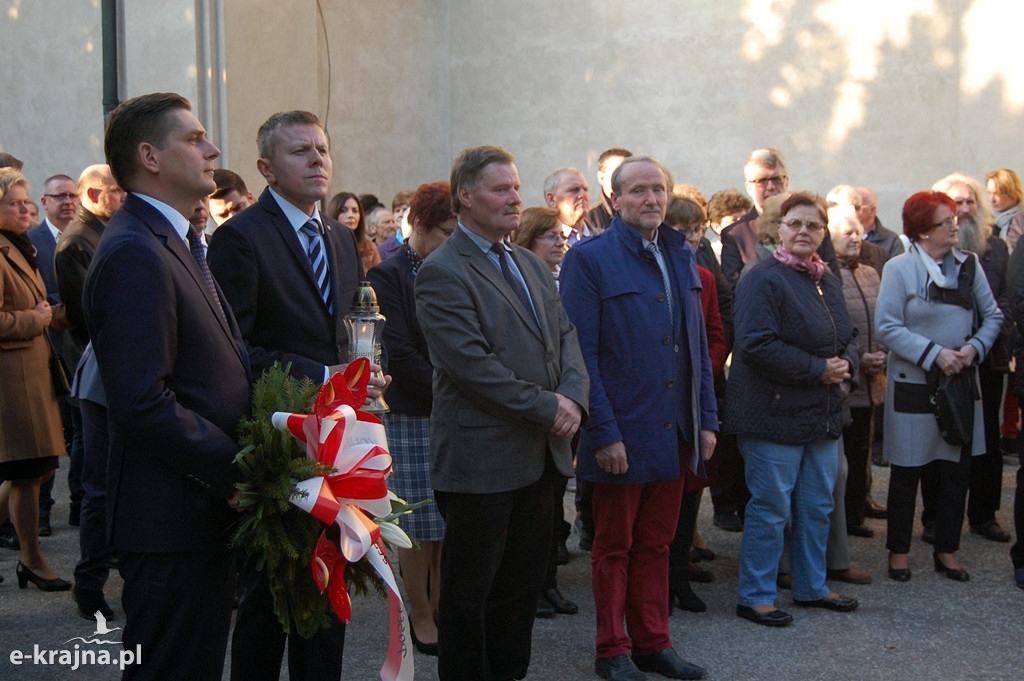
[271,361,413,681]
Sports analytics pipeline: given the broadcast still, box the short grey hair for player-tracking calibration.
[543,167,584,197]
[610,156,673,196]
[257,110,324,159]
[744,147,787,178]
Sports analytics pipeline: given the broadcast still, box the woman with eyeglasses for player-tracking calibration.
[727,192,859,627]
[514,206,566,287]
[875,191,1002,582]
[511,206,579,618]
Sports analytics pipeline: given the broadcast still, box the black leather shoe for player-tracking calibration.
[921,523,935,545]
[542,587,578,614]
[669,582,706,613]
[686,561,714,583]
[713,512,743,532]
[16,562,71,591]
[408,622,438,656]
[0,530,19,551]
[633,647,707,679]
[689,545,715,562]
[595,654,646,681]
[536,596,556,618]
[888,566,911,582]
[736,604,792,627]
[73,587,115,621]
[38,516,52,537]
[847,524,874,538]
[865,502,888,519]
[971,520,1011,542]
[933,552,970,582]
[793,594,859,612]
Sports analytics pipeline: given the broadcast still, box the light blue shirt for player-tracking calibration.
[457,222,538,319]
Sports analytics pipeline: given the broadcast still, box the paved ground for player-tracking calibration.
[3,461,1022,680]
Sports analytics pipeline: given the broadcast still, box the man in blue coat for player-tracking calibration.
[561,156,717,681]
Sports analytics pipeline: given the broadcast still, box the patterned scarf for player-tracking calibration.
[0,229,39,271]
[403,241,424,276]
[773,245,826,282]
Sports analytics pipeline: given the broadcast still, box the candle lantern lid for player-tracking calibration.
[350,281,380,314]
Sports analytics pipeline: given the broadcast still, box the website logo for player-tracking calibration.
[8,611,140,672]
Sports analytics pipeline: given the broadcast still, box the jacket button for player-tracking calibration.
[657,293,665,302]
[666,380,674,388]
[663,337,671,345]
[664,422,673,430]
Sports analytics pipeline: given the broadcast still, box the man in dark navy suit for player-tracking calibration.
[83,92,251,681]
[28,174,79,533]
[207,110,366,681]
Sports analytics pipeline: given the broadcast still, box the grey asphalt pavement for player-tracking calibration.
[3,462,1022,680]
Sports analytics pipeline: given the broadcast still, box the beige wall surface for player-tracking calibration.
[2,0,1023,226]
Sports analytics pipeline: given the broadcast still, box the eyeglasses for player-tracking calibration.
[536,232,566,243]
[779,218,826,233]
[43,193,78,202]
[931,216,959,229]
[746,175,787,188]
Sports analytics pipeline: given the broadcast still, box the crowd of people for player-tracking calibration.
[1,93,1023,681]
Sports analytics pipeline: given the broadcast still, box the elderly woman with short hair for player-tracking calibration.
[365,181,456,654]
[876,191,1003,582]
[0,168,70,591]
[728,192,860,627]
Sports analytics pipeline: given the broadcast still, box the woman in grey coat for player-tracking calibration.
[875,191,1003,582]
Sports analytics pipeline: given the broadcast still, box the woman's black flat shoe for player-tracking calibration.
[888,552,911,582]
[793,594,859,612]
[736,604,792,627]
[933,552,970,582]
[16,562,71,591]
[888,566,911,582]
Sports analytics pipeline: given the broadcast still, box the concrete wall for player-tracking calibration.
[2,0,1023,227]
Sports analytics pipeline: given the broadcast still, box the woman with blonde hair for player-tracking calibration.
[0,168,70,590]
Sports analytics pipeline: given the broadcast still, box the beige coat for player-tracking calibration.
[0,232,66,465]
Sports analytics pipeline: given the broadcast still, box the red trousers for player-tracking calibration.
[591,474,684,657]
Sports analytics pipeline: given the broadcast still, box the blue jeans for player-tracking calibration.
[737,436,838,606]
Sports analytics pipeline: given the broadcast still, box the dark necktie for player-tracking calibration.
[491,243,537,324]
[300,219,334,314]
[186,228,228,326]
[646,241,673,323]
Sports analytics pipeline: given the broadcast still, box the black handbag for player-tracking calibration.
[44,333,70,398]
[926,366,978,447]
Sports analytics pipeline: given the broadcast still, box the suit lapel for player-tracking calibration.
[127,197,242,362]
[259,189,332,317]
[456,232,544,342]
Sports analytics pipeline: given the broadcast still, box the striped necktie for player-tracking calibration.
[186,227,228,326]
[300,219,333,314]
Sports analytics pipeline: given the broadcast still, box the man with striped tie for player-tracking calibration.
[207,110,368,681]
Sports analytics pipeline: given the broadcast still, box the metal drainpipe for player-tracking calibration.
[213,0,228,167]
[101,0,119,119]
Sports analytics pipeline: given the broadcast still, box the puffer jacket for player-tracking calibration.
[726,257,859,445]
